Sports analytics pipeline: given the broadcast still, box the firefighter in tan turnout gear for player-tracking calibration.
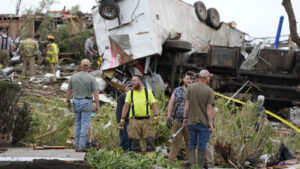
[20,34,39,78]
[120,75,159,153]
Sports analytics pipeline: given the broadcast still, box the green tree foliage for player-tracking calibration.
[23,0,58,14]
[69,5,81,14]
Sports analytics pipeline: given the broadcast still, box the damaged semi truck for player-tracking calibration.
[92,0,300,114]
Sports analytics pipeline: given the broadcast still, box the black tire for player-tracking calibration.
[296,51,300,63]
[99,0,120,20]
[194,1,207,22]
[164,40,192,52]
[206,8,221,29]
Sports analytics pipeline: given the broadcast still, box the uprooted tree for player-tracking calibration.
[282,0,300,47]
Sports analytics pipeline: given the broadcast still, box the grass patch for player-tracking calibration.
[23,96,74,146]
[86,148,180,169]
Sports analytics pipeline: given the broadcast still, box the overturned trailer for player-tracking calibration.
[93,0,300,113]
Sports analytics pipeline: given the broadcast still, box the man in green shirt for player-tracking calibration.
[183,69,215,168]
[120,75,159,152]
[66,59,100,152]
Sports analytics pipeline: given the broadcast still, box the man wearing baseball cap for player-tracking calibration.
[116,81,133,150]
[183,69,215,168]
[66,59,100,152]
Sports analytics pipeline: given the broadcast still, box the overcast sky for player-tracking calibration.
[1,0,300,38]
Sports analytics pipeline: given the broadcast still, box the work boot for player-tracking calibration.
[189,149,196,168]
[145,137,155,152]
[75,147,88,152]
[198,150,206,169]
[131,139,141,152]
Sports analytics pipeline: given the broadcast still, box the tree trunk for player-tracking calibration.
[282,0,300,47]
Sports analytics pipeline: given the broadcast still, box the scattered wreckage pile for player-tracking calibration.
[1,55,300,168]
[0,0,299,167]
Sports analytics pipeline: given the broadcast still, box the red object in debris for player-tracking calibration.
[135,62,145,76]
[62,11,70,15]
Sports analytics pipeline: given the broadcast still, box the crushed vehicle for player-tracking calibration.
[92,0,300,114]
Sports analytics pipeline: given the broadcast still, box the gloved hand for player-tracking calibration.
[119,118,125,130]
[154,116,159,125]
[166,118,173,129]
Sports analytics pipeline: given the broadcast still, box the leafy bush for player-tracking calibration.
[155,122,171,147]
[212,99,275,168]
[12,102,32,145]
[0,82,21,141]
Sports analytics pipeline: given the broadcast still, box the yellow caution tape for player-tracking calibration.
[214,92,300,134]
[214,92,246,105]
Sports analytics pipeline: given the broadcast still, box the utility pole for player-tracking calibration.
[16,0,22,15]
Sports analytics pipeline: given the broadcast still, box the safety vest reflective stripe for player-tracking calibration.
[24,45,35,48]
[46,43,59,63]
[22,39,37,56]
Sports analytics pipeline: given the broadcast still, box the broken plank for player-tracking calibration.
[110,80,125,92]
[33,146,45,150]
[33,130,57,140]
[42,146,66,149]
[33,146,66,150]
[272,165,289,169]
[103,70,116,79]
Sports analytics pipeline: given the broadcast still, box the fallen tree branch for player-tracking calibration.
[22,92,54,103]
[228,160,239,169]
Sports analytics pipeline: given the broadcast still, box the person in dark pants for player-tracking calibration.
[254,95,266,132]
[183,69,215,169]
[116,81,132,150]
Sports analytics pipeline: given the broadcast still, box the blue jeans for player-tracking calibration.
[119,122,131,150]
[73,99,92,148]
[188,124,210,150]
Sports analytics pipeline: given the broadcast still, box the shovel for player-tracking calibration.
[168,126,185,143]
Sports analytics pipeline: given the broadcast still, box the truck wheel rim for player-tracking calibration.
[103,5,117,17]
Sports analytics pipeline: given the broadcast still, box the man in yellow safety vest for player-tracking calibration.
[46,35,59,75]
[20,34,39,78]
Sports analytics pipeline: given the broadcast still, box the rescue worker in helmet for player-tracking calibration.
[45,35,59,80]
[19,34,39,78]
